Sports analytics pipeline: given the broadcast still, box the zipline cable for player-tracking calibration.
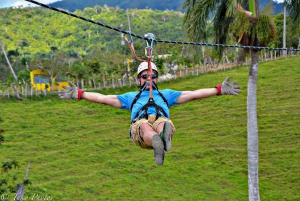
[24,0,300,52]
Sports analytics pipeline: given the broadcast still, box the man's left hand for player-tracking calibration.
[215,76,240,95]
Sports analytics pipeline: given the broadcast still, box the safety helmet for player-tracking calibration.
[137,62,158,78]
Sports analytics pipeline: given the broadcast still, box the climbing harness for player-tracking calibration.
[125,32,167,123]
[130,81,169,122]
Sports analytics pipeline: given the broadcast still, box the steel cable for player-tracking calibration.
[24,0,300,52]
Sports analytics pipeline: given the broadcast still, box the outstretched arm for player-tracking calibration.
[81,92,122,108]
[58,81,122,108]
[176,88,218,104]
[176,76,240,104]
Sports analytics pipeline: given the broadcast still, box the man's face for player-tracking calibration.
[138,70,158,89]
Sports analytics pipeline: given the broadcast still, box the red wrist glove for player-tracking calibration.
[215,84,222,95]
[77,89,84,100]
[215,76,240,96]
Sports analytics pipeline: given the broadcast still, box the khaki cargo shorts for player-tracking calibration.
[130,115,176,149]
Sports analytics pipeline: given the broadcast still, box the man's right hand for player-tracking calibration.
[58,81,84,100]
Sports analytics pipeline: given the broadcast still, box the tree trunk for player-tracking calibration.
[25,82,28,98]
[297,37,300,55]
[76,77,79,87]
[93,77,96,89]
[30,86,33,97]
[81,79,84,88]
[7,86,10,99]
[50,75,55,93]
[0,40,22,101]
[15,164,30,201]
[248,49,260,201]
[283,3,287,57]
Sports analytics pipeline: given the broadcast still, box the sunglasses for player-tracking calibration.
[140,74,158,79]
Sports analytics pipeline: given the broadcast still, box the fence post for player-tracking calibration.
[122,77,126,86]
[112,79,115,89]
[118,79,122,88]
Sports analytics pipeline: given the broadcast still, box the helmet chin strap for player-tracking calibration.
[138,81,158,91]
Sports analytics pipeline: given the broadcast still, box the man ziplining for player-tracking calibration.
[58,61,240,166]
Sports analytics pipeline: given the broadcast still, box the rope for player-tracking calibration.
[24,0,300,52]
[145,33,156,99]
[147,48,154,99]
[124,37,146,62]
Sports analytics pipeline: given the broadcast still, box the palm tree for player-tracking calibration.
[286,0,300,53]
[286,0,300,29]
[183,1,300,200]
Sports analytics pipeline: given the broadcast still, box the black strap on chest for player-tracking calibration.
[130,81,169,121]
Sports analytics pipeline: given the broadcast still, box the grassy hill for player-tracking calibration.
[0,6,184,57]
[0,57,299,201]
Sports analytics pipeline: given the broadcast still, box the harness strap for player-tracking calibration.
[130,81,169,122]
[130,82,150,111]
[130,81,169,111]
[134,98,168,121]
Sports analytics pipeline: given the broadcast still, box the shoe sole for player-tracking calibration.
[152,134,165,166]
[162,122,172,151]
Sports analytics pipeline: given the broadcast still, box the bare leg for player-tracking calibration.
[155,122,164,134]
[139,123,158,146]
[139,123,164,165]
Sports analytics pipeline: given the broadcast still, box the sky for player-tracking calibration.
[0,0,285,9]
[0,0,59,8]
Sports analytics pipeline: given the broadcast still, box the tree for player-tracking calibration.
[2,160,19,173]
[0,40,22,101]
[66,60,89,87]
[286,0,300,29]
[29,53,68,92]
[286,0,300,52]
[84,59,101,89]
[17,69,30,97]
[0,160,31,200]
[182,1,278,200]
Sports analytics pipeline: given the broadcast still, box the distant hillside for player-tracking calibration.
[49,0,284,14]
[49,0,184,12]
[0,6,185,57]
[259,0,284,14]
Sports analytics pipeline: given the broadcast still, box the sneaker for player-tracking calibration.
[160,121,172,151]
[152,134,165,166]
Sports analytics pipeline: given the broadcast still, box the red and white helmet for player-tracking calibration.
[137,62,158,77]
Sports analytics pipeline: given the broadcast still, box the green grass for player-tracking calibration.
[0,57,299,201]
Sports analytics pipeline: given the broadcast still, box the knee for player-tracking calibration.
[140,122,153,131]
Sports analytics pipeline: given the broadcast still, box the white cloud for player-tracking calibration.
[0,0,59,8]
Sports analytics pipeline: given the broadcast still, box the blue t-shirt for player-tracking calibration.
[117,89,182,121]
